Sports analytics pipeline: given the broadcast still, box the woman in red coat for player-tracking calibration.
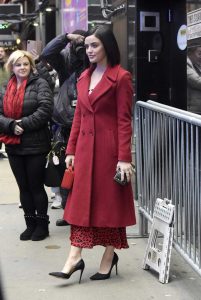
[49,25,136,283]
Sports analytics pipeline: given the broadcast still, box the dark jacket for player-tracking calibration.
[35,60,55,92]
[41,34,87,131]
[40,34,70,86]
[41,33,87,86]
[0,72,53,155]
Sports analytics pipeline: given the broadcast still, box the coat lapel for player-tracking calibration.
[89,65,120,106]
[77,65,120,112]
[77,69,93,112]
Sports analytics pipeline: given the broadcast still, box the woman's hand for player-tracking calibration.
[65,155,75,169]
[14,124,24,135]
[116,161,134,182]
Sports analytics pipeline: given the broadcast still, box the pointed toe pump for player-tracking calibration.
[90,252,119,281]
[49,259,85,284]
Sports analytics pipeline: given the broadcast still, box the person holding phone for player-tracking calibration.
[49,25,136,283]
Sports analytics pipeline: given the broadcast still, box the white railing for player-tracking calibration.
[135,100,201,276]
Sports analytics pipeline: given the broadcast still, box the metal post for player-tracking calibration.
[55,0,61,35]
[24,0,28,14]
[35,0,40,41]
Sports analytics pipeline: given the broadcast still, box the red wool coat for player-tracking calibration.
[63,65,136,227]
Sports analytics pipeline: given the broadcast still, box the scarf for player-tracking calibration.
[0,76,27,144]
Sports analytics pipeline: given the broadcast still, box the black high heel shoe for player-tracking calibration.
[90,252,119,280]
[49,259,85,284]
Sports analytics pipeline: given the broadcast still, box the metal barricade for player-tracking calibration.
[135,100,201,276]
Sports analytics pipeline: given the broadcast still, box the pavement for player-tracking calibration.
[0,156,201,300]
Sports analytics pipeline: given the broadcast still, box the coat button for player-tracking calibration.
[89,130,94,136]
[82,130,85,135]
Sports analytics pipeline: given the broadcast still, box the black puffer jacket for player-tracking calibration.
[0,72,53,155]
[35,60,55,92]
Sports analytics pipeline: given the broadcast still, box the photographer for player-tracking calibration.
[41,30,88,224]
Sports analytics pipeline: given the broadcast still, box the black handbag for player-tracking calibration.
[44,141,66,187]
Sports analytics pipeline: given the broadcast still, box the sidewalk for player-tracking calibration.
[0,158,201,300]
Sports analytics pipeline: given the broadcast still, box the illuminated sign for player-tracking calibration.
[61,0,88,34]
[0,40,15,47]
[0,23,9,30]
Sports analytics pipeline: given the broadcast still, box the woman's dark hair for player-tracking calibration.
[87,25,120,66]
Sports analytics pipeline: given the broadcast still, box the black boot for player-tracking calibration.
[31,214,49,241]
[20,215,36,241]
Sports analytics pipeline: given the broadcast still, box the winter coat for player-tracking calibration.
[41,34,87,131]
[35,61,55,92]
[0,73,53,155]
[41,33,87,86]
[40,34,71,86]
[187,57,201,114]
[63,65,136,228]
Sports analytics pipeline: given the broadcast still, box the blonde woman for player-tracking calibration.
[0,50,53,241]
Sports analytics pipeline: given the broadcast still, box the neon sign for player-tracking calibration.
[0,23,9,30]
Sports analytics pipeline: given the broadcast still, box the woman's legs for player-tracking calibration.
[25,154,48,215]
[62,245,83,273]
[8,153,49,240]
[8,155,35,214]
[61,245,115,274]
[25,154,49,240]
[99,246,115,274]
[8,155,37,240]
[49,245,85,283]
[8,153,48,215]
[89,246,118,280]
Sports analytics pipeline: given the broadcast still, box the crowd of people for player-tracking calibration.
[0,25,136,283]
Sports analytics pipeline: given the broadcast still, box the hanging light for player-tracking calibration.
[45,7,53,12]
[33,21,39,27]
[16,37,21,45]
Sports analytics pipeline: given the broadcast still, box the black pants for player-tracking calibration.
[8,154,48,215]
[52,125,71,210]
[60,187,69,209]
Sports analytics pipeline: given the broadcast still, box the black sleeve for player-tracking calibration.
[40,34,69,74]
[21,79,54,132]
[36,61,55,92]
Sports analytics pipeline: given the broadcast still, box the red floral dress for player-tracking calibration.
[70,225,128,249]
